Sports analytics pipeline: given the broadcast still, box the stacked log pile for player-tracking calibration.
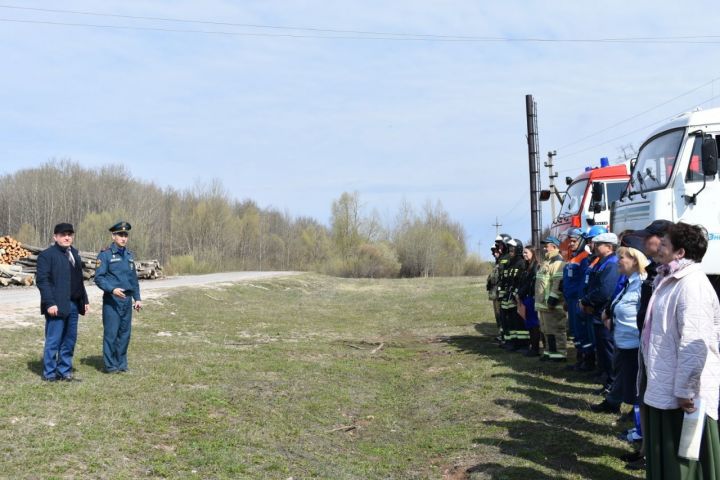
[0,236,34,286]
[0,236,164,287]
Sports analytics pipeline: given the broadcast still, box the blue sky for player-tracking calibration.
[2,1,720,256]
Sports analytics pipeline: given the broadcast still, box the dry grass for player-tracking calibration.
[0,274,642,479]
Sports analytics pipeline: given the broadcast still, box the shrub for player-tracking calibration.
[166,255,214,275]
[463,254,493,276]
[353,243,401,278]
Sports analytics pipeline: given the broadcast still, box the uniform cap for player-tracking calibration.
[635,219,673,238]
[53,222,74,234]
[593,232,618,245]
[109,221,132,233]
[541,236,561,246]
[620,233,645,251]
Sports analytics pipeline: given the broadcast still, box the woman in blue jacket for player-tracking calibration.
[592,246,648,414]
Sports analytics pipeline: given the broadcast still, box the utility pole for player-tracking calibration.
[545,150,559,220]
[492,217,502,236]
[525,95,542,249]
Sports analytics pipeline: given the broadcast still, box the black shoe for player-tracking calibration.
[42,376,58,382]
[591,399,621,414]
[103,369,119,374]
[60,375,82,382]
[620,450,643,463]
[625,457,646,470]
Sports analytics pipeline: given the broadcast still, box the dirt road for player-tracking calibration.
[0,271,298,327]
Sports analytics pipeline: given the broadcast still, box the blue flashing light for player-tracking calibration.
[600,157,610,168]
[585,167,592,172]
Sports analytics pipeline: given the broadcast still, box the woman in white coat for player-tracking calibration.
[642,222,720,479]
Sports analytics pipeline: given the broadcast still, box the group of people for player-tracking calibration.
[36,221,142,381]
[486,220,720,478]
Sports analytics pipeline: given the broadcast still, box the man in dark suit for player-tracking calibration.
[36,223,90,382]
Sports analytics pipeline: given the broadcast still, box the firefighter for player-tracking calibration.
[535,236,567,361]
[499,238,527,350]
[492,234,512,344]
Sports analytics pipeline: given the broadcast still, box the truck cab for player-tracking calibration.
[612,107,720,281]
[550,162,629,258]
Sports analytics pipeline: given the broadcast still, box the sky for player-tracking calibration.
[2,1,720,257]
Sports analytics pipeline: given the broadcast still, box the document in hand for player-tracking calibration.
[678,399,705,461]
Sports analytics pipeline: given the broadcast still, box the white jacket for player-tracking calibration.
[641,263,720,419]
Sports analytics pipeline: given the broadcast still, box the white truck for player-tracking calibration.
[611,107,720,290]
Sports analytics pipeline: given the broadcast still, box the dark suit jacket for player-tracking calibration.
[36,244,88,318]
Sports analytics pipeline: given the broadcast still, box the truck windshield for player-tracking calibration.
[559,180,588,216]
[631,129,684,193]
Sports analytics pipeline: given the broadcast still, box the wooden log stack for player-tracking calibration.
[0,236,164,287]
[0,236,32,264]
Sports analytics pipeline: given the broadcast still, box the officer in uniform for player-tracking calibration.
[94,221,142,373]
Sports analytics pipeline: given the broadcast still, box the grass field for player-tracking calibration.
[0,275,643,479]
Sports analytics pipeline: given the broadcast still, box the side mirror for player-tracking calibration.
[565,176,573,186]
[539,190,551,201]
[702,134,719,176]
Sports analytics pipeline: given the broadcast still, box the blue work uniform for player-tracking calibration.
[580,254,621,387]
[563,250,590,353]
[94,244,141,372]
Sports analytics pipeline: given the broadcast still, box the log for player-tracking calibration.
[0,239,164,287]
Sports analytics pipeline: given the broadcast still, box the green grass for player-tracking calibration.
[0,275,642,479]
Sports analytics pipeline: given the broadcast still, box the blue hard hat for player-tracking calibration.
[584,225,608,239]
[567,228,584,239]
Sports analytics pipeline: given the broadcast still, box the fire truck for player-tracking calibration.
[611,107,720,287]
[548,158,630,258]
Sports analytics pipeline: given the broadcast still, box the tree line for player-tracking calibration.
[0,161,487,277]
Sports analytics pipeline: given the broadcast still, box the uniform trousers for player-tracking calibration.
[102,294,133,372]
[538,308,567,358]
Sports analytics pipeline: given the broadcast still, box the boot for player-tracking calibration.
[578,351,596,372]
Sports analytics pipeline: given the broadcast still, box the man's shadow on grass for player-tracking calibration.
[26,359,43,378]
[27,356,106,376]
[80,355,105,372]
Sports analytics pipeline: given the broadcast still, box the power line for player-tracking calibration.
[557,76,720,150]
[4,9,720,44]
[555,92,720,174]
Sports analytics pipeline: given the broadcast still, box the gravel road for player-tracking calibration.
[0,271,298,327]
